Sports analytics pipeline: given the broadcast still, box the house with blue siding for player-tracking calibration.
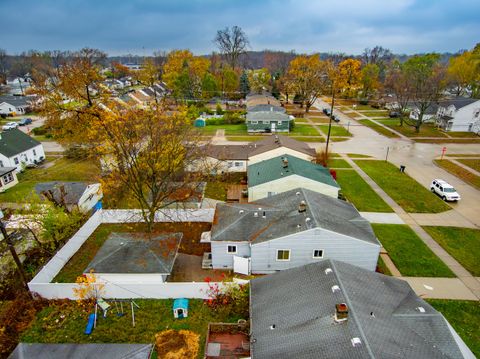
[209,188,380,273]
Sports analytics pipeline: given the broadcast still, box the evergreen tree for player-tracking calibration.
[239,71,250,97]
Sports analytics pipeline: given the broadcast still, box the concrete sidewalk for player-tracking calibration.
[409,210,478,229]
[401,277,478,300]
[360,212,404,224]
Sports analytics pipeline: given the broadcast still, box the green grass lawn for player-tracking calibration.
[447,132,480,138]
[326,158,351,168]
[356,160,451,213]
[318,125,352,137]
[371,224,455,277]
[335,169,393,212]
[427,299,480,357]
[435,160,480,189]
[357,110,389,117]
[376,256,392,276]
[0,158,101,203]
[20,299,243,358]
[198,124,247,135]
[225,136,264,142]
[290,124,321,136]
[423,226,480,276]
[346,153,372,158]
[457,158,480,172]
[376,121,448,138]
[307,117,330,123]
[290,136,326,142]
[358,119,400,138]
[445,154,480,158]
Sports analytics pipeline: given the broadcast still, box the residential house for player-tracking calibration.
[35,182,103,213]
[0,95,31,116]
[205,145,252,173]
[434,98,480,133]
[246,93,281,108]
[248,135,316,164]
[5,77,31,95]
[85,232,182,283]
[128,89,152,106]
[246,109,292,133]
[0,129,45,171]
[250,259,475,359]
[9,343,153,359]
[209,188,380,273]
[248,154,339,201]
[0,167,18,192]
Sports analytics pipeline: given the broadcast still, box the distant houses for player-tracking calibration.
[0,129,45,172]
[0,95,32,116]
[246,93,293,133]
[250,259,475,359]
[247,154,339,201]
[209,188,380,273]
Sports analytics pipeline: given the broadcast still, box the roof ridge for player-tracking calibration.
[89,234,131,269]
[144,233,180,273]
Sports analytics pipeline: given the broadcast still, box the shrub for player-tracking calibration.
[32,126,47,136]
[223,111,244,124]
[216,103,224,115]
[64,145,89,159]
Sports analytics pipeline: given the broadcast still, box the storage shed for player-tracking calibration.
[173,298,189,319]
[194,118,206,127]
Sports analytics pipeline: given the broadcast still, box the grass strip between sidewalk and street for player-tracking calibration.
[434,159,480,189]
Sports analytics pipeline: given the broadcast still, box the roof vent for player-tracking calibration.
[305,217,311,223]
[296,191,301,196]
[331,285,340,293]
[298,201,307,213]
[254,212,258,217]
[282,157,289,168]
[416,306,426,313]
[351,338,362,347]
[239,210,244,214]
[334,303,348,323]
[325,268,332,274]
[269,324,276,330]
[296,224,301,229]
[258,207,262,210]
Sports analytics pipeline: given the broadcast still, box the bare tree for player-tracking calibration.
[362,46,393,66]
[0,49,7,84]
[214,26,249,69]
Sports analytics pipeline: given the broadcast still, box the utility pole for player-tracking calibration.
[0,211,30,293]
[325,82,336,156]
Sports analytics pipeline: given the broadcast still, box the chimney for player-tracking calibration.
[334,303,348,323]
[298,200,307,213]
[282,157,289,168]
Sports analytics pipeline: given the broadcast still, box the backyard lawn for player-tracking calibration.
[20,299,243,359]
[198,124,247,135]
[53,222,212,283]
[357,110,389,117]
[0,157,101,203]
[335,170,393,212]
[423,226,480,276]
[371,224,455,277]
[289,124,321,136]
[375,120,448,138]
[427,299,480,357]
[355,160,451,213]
[326,158,351,168]
[434,160,480,189]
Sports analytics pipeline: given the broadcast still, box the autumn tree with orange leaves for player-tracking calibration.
[34,48,209,232]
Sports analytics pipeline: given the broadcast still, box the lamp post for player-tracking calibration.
[0,210,30,293]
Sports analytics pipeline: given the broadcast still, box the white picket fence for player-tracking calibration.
[28,208,217,299]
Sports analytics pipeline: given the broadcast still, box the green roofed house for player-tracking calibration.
[246,107,292,133]
[0,129,45,172]
[247,154,339,201]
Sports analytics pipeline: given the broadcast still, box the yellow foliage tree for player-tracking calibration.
[447,50,479,97]
[73,271,105,310]
[337,58,362,97]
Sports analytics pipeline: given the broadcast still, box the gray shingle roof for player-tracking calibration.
[0,95,30,107]
[248,135,316,158]
[0,167,16,176]
[246,111,291,122]
[35,181,90,205]
[248,104,286,113]
[85,232,182,274]
[250,259,469,359]
[0,129,41,158]
[9,343,152,359]
[248,154,339,188]
[206,144,252,160]
[211,188,378,245]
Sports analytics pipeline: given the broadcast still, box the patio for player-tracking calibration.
[205,323,250,359]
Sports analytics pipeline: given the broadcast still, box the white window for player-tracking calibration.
[276,249,290,261]
[3,173,14,184]
[313,249,324,258]
[227,245,237,254]
[0,161,3,167]
[234,162,242,167]
[263,121,269,124]
[14,157,19,165]
[278,121,282,125]
[267,191,276,197]
[33,149,36,156]
[251,121,258,124]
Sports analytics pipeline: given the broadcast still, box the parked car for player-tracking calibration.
[18,118,33,126]
[2,122,18,130]
[331,115,340,123]
[389,111,400,118]
[323,108,331,116]
[430,179,461,201]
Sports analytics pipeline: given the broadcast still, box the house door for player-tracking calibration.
[233,256,251,275]
[271,122,276,132]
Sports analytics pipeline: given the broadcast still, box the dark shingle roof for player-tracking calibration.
[248,135,316,158]
[0,95,30,107]
[0,129,41,158]
[0,167,16,176]
[85,232,182,274]
[206,145,252,160]
[211,188,378,245]
[9,343,152,359]
[248,104,286,113]
[35,181,89,205]
[248,154,339,188]
[246,111,291,122]
[250,259,469,359]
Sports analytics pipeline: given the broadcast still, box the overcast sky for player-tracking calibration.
[1,0,479,55]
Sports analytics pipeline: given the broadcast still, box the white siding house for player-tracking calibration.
[0,129,45,172]
[210,188,380,273]
[435,99,480,133]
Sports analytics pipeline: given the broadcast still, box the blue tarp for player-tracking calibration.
[173,298,189,310]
